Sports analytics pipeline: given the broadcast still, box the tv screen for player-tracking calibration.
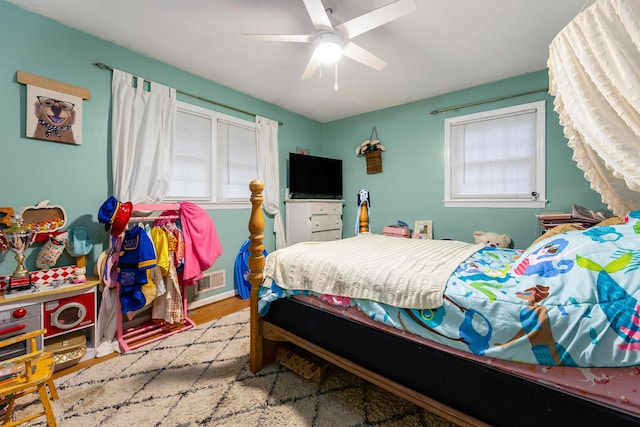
[289,153,342,199]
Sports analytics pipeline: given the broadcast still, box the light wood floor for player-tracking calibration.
[53,296,249,380]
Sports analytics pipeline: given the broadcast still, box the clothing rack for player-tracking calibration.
[115,203,196,352]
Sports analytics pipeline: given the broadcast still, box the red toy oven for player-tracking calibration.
[43,290,95,338]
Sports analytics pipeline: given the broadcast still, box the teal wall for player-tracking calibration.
[323,71,605,248]
[0,1,322,291]
[1,1,605,294]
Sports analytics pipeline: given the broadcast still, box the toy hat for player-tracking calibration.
[98,196,118,227]
[66,226,93,257]
[111,201,132,237]
[94,249,109,292]
[98,196,132,237]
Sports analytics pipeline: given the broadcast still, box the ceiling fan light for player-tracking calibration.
[315,32,343,64]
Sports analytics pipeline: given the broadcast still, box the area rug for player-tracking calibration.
[13,309,456,426]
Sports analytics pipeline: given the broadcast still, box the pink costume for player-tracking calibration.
[161,201,222,286]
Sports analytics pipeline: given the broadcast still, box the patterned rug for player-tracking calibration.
[13,309,456,426]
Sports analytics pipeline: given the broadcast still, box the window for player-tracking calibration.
[165,101,257,209]
[444,100,546,208]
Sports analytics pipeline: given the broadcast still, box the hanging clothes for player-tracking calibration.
[95,234,124,357]
[175,201,222,286]
[150,226,170,275]
[117,225,157,314]
[145,222,183,323]
[234,239,268,299]
[96,202,201,354]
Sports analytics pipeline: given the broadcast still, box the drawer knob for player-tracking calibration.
[13,308,27,319]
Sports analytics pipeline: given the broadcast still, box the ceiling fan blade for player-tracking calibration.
[342,41,387,71]
[301,53,321,79]
[303,0,333,29]
[336,0,417,38]
[243,34,312,43]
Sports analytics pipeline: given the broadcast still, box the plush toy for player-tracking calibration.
[71,266,87,284]
[473,230,512,248]
[529,216,625,247]
[530,223,585,247]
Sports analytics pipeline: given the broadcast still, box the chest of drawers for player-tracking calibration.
[285,199,343,246]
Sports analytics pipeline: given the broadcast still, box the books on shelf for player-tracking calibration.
[536,204,614,231]
[536,212,572,221]
[571,204,614,223]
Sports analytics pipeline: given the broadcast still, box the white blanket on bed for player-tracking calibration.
[263,233,483,309]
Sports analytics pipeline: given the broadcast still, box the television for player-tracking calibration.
[288,153,343,199]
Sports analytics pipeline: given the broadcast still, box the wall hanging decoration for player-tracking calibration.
[356,126,386,174]
[17,71,91,145]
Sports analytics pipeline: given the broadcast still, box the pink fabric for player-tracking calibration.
[104,235,123,289]
[177,202,222,286]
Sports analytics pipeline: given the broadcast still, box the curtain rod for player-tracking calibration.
[430,88,549,115]
[94,62,283,125]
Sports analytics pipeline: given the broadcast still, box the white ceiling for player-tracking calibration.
[7,0,586,123]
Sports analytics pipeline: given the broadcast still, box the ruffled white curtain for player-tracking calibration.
[111,69,177,203]
[256,116,286,249]
[549,0,640,216]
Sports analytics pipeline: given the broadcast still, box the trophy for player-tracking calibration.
[2,213,36,291]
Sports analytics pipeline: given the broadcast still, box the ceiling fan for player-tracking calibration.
[244,0,417,80]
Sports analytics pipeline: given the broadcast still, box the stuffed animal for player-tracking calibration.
[71,266,87,284]
[473,230,512,248]
[530,223,585,247]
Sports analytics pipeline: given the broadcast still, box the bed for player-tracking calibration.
[246,180,640,426]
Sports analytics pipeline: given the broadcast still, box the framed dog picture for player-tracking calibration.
[413,220,433,239]
[26,85,83,145]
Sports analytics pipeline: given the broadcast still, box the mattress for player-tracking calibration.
[261,217,640,368]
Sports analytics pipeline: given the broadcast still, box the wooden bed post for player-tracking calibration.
[359,201,370,234]
[248,180,266,373]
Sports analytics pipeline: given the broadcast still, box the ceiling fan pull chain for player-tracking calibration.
[334,62,339,91]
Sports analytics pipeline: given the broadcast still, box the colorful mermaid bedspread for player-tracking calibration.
[259,211,640,368]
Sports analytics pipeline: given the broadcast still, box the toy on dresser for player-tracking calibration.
[0,201,93,293]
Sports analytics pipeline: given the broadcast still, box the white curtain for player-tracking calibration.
[548,0,640,216]
[256,116,286,249]
[98,70,176,356]
[111,69,177,203]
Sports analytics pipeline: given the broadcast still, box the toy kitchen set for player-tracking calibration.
[0,202,98,371]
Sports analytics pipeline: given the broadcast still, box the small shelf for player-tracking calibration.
[0,279,98,304]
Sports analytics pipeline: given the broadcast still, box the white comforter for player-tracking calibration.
[263,233,483,309]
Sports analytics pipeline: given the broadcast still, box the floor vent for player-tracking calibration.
[195,270,225,295]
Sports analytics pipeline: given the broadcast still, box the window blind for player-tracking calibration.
[216,119,257,201]
[168,108,212,200]
[450,109,537,200]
